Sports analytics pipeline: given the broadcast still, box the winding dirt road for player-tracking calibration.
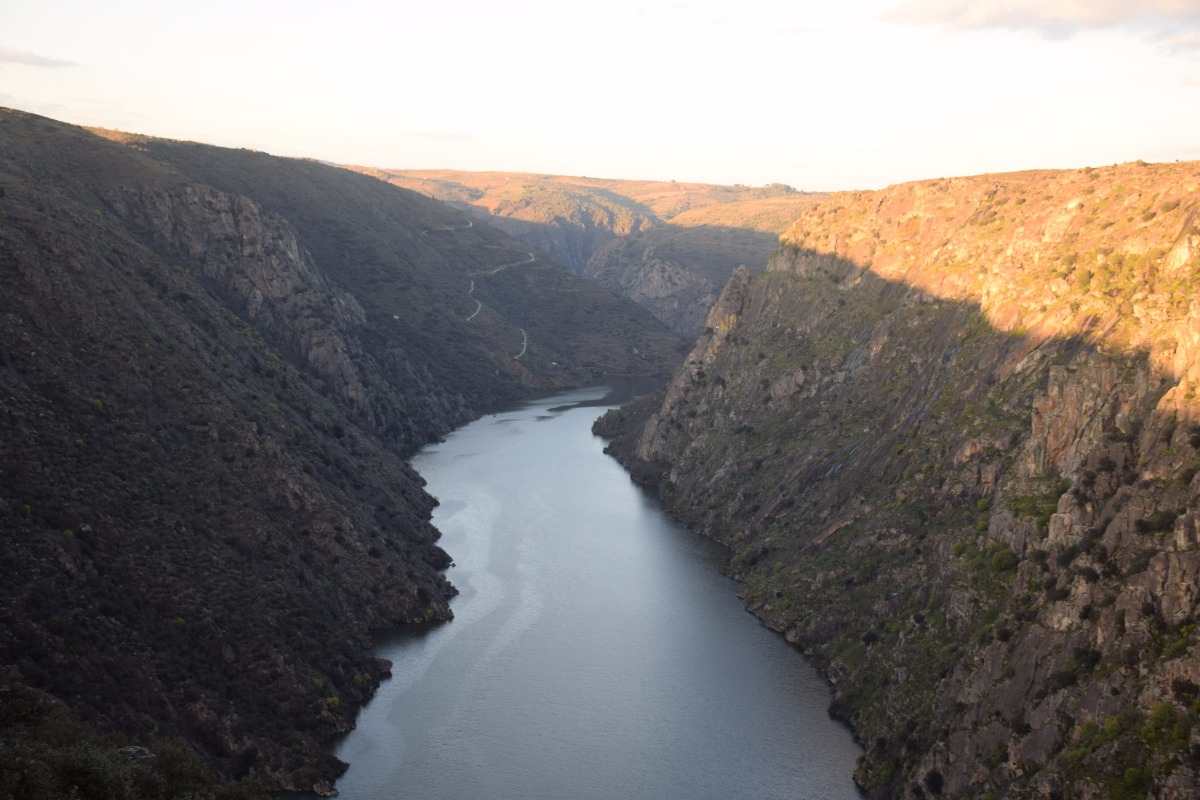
[472,252,536,276]
[465,280,482,322]
[421,219,537,360]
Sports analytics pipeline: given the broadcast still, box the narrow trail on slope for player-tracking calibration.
[420,218,538,360]
[420,219,474,236]
[465,280,482,322]
[471,252,536,276]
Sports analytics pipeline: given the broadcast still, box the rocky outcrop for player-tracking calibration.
[583,226,781,337]
[106,184,376,419]
[605,161,1200,798]
[584,239,718,336]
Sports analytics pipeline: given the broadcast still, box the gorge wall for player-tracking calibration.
[602,162,1200,799]
[0,110,683,797]
[351,168,822,336]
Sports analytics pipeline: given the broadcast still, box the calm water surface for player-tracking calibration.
[333,385,863,800]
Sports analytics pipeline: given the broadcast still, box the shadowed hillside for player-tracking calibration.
[346,167,827,335]
[600,162,1200,799]
[0,109,683,796]
[100,134,685,424]
[583,224,780,336]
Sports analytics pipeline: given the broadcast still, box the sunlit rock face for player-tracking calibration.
[605,162,1200,799]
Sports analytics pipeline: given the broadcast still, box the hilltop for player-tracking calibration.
[601,161,1200,798]
[345,168,814,238]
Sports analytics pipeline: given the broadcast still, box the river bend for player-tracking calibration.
[333,385,863,800]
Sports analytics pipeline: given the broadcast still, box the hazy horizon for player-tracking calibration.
[4,0,1200,192]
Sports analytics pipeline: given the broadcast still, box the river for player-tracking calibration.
[332,384,863,799]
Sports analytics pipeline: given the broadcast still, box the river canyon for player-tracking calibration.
[332,385,863,799]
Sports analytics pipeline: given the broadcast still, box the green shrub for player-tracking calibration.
[990,548,1018,572]
[1122,766,1149,797]
[1142,701,1192,754]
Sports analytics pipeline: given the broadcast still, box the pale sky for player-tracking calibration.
[3,0,1200,190]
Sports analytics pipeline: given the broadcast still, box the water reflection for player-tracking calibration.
[332,384,863,800]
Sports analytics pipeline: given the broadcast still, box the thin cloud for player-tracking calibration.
[883,0,1200,39]
[0,45,77,68]
[1163,29,1200,50]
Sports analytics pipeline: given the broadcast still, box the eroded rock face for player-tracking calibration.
[606,162,1200,798]
[108,184,376,420]
[585,239,719,336]
[582,226,784,338]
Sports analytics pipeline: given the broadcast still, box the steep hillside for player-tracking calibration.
[100,135,684,421]
[0,109,682,795]
[601,162,1200,798]
[583,224,780,336]
[345,168,663,271]
[347,167,824,335]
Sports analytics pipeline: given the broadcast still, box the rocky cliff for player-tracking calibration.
[582,224,786,337]
[602,162,1200,798]
[0,109,683,796]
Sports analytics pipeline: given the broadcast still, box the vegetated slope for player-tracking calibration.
[348,167,825,335]
[0,109,683,796]
[600,162,1200,799]
[100,136,684,421]
[666,192,827,234]
[0,671,269,800]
